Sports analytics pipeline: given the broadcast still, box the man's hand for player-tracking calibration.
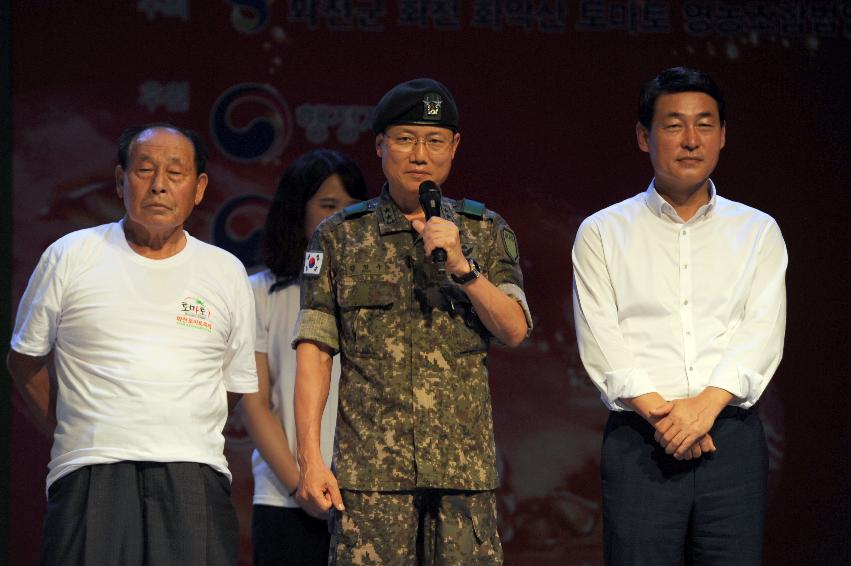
[626,392,717,460]
[294,341,339,518]
[688,435,717,460]
[640,398,713,460]
[650,387,731,459]
[411,217,467,276]
[651,397,714,458]
[295,459,344,520]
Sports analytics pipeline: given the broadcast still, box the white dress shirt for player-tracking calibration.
[572,181,787,411]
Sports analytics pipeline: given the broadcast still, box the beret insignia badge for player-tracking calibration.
[422,93,443,120]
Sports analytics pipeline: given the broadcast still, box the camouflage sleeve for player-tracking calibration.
[482,213,533,335]
[292,225,340,353]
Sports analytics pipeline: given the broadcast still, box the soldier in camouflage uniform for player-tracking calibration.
[293,78,532,565]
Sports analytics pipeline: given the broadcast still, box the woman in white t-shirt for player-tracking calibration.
[242,149,367,565]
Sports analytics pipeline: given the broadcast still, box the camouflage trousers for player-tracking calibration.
[329,488,503,565]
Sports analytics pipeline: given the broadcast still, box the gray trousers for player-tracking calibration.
[41,461,239,566]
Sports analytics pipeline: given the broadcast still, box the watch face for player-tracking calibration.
[453,257,480,284]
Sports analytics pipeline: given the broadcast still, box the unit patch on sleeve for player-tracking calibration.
[501,227,519,263]
[303,251,324,276]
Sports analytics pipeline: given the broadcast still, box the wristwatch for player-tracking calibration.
[451,257,481,285]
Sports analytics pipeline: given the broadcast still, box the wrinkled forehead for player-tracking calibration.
[130,127,195,162]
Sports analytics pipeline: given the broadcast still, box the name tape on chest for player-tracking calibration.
[303,251,324,276]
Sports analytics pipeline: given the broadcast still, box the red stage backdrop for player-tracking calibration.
[8,2,848,564]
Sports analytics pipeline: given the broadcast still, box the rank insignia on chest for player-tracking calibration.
[303,251,324,276]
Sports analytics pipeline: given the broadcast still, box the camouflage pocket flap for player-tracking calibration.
[338,278,396,309]
[468,494,498,545]
[329,507,360,549]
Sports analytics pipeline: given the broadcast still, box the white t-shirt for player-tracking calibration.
[249,270,339,508]
[11,221,258,495]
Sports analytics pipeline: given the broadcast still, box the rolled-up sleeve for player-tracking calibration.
[292,227,340,353]
[498,282,532,334]
[292,309,339,354]
[706,219,787,407]
[572,217,654,408]
[485,215,532,337]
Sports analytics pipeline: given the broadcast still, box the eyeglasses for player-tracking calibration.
[382,132,454,155]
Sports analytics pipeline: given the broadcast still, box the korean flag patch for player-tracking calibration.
[303,252,324,276]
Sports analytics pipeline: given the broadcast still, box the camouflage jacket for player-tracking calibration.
[294,185,531,491]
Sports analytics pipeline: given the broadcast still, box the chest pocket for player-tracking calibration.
[337,275,396,358]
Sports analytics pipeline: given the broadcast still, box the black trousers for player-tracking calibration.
[602,407,768,566]
[251,504,330,566]
[41,461,239,566]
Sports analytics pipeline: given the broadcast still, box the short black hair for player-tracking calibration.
[638,67,726,129]
[117,122,209,175]
[262,149,368,291]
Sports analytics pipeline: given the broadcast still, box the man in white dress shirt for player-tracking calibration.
[572,67,787,565]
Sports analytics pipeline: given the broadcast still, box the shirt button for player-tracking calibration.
[689,366,694,371]
[682,264,688,269]
[683,300,689,306]
[686,331,692,335]
[682,230,687,235]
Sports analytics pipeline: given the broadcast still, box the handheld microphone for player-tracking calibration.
[418,180,447,273]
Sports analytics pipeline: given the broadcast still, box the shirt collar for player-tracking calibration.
[644,179,718,223]
[376,183,462,237]
[377,184,413,235]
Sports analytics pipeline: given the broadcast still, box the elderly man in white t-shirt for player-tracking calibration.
[7,123,258,566]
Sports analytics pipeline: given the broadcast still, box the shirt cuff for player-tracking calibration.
[604,368,655,405]
[9,340,52,358]
[291,309,339,354]
[497,282,533,337]
[225,380,259,394]
[707,364,762,408]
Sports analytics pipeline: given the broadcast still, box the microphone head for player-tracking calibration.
[418,180,442,220]
[418,180,440,196]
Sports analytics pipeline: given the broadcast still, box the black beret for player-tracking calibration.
[371,78,459,134]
